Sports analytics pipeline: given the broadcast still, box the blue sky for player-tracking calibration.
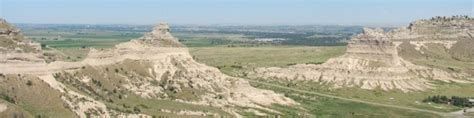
[0,0,472,25]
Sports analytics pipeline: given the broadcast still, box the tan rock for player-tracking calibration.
[0,19,297,117]
[249,24,471,92]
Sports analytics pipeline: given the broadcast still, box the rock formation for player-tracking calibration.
[0,19,296,117]
[66,22,297,116]
[0,18,47,75]
[248,16,473,92]
[391,16,474,62]
[134,22,184,47]
[389,15,473,40]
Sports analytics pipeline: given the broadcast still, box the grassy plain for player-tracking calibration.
[174,33,252,47]
[256,83,442,118]
[189,46,346,75]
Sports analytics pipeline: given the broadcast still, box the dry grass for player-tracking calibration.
[0,74,77,118]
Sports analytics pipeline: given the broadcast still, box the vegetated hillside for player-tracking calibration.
[0,19,297,117]
[248,16,474,92]
[0,18,77,117]
[0,19,42,54]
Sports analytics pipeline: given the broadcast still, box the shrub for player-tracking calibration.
[133,106,141,113]
[1,94,15,103]
[26,80,33,86]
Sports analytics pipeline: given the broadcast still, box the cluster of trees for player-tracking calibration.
[430,15,472,21]
[422,95,472,107]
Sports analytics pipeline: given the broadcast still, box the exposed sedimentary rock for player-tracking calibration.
[389,15,474,40]
[248,18,472,92]
[0,19,296,117]
[392,16,474,63]
[0,18,47,74]
[135,22,184,47]
[0,18,115,118]
[74,22,296,114]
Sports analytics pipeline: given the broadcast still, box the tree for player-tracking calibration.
[452,96,469,107]
[26,80,33,86]
[133,106,141,113]
[40,44,47,48]
[423,95,470,107]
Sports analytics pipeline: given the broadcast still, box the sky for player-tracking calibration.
[0,0,472,25]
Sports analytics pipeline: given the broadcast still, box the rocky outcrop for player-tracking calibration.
[0,18,47,75]
[0,18,113,117]
[394,16,474,62]
[0,20,296,117]
[248,18,472,92]
[389,15,473,40]
[0,18,42,53]
[134,22,184,47]
[73,23,296,115]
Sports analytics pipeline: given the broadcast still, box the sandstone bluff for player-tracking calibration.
[0,19,296,117]
[248,16,473,92]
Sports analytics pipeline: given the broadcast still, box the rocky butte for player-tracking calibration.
[0,19,296,117]
[248,16,473,92]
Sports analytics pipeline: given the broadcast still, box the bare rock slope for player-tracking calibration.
[64,23,296,116]
[0,19,296,117]
[248,16,473,92]
[0,18,47,75]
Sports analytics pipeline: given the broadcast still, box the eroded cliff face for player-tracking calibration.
[389,16,473,40]
[0,19,48,75]
[0,19,296,117]
[134,22,184,47]
[0,18,138,118]
[248,17,473,92]
[394,16,474,70]
[0,19,42,53]
[57,23,296,117]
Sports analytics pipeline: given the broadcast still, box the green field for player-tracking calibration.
[174,33,252,47]
[189,46,346,75]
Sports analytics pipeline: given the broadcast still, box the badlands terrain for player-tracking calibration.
[248,16,474,92]
[0,19,296,117]
[0,16,473,118]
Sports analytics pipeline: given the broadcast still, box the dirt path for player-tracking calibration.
[247,79,468,118]
[451,108,474,118]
